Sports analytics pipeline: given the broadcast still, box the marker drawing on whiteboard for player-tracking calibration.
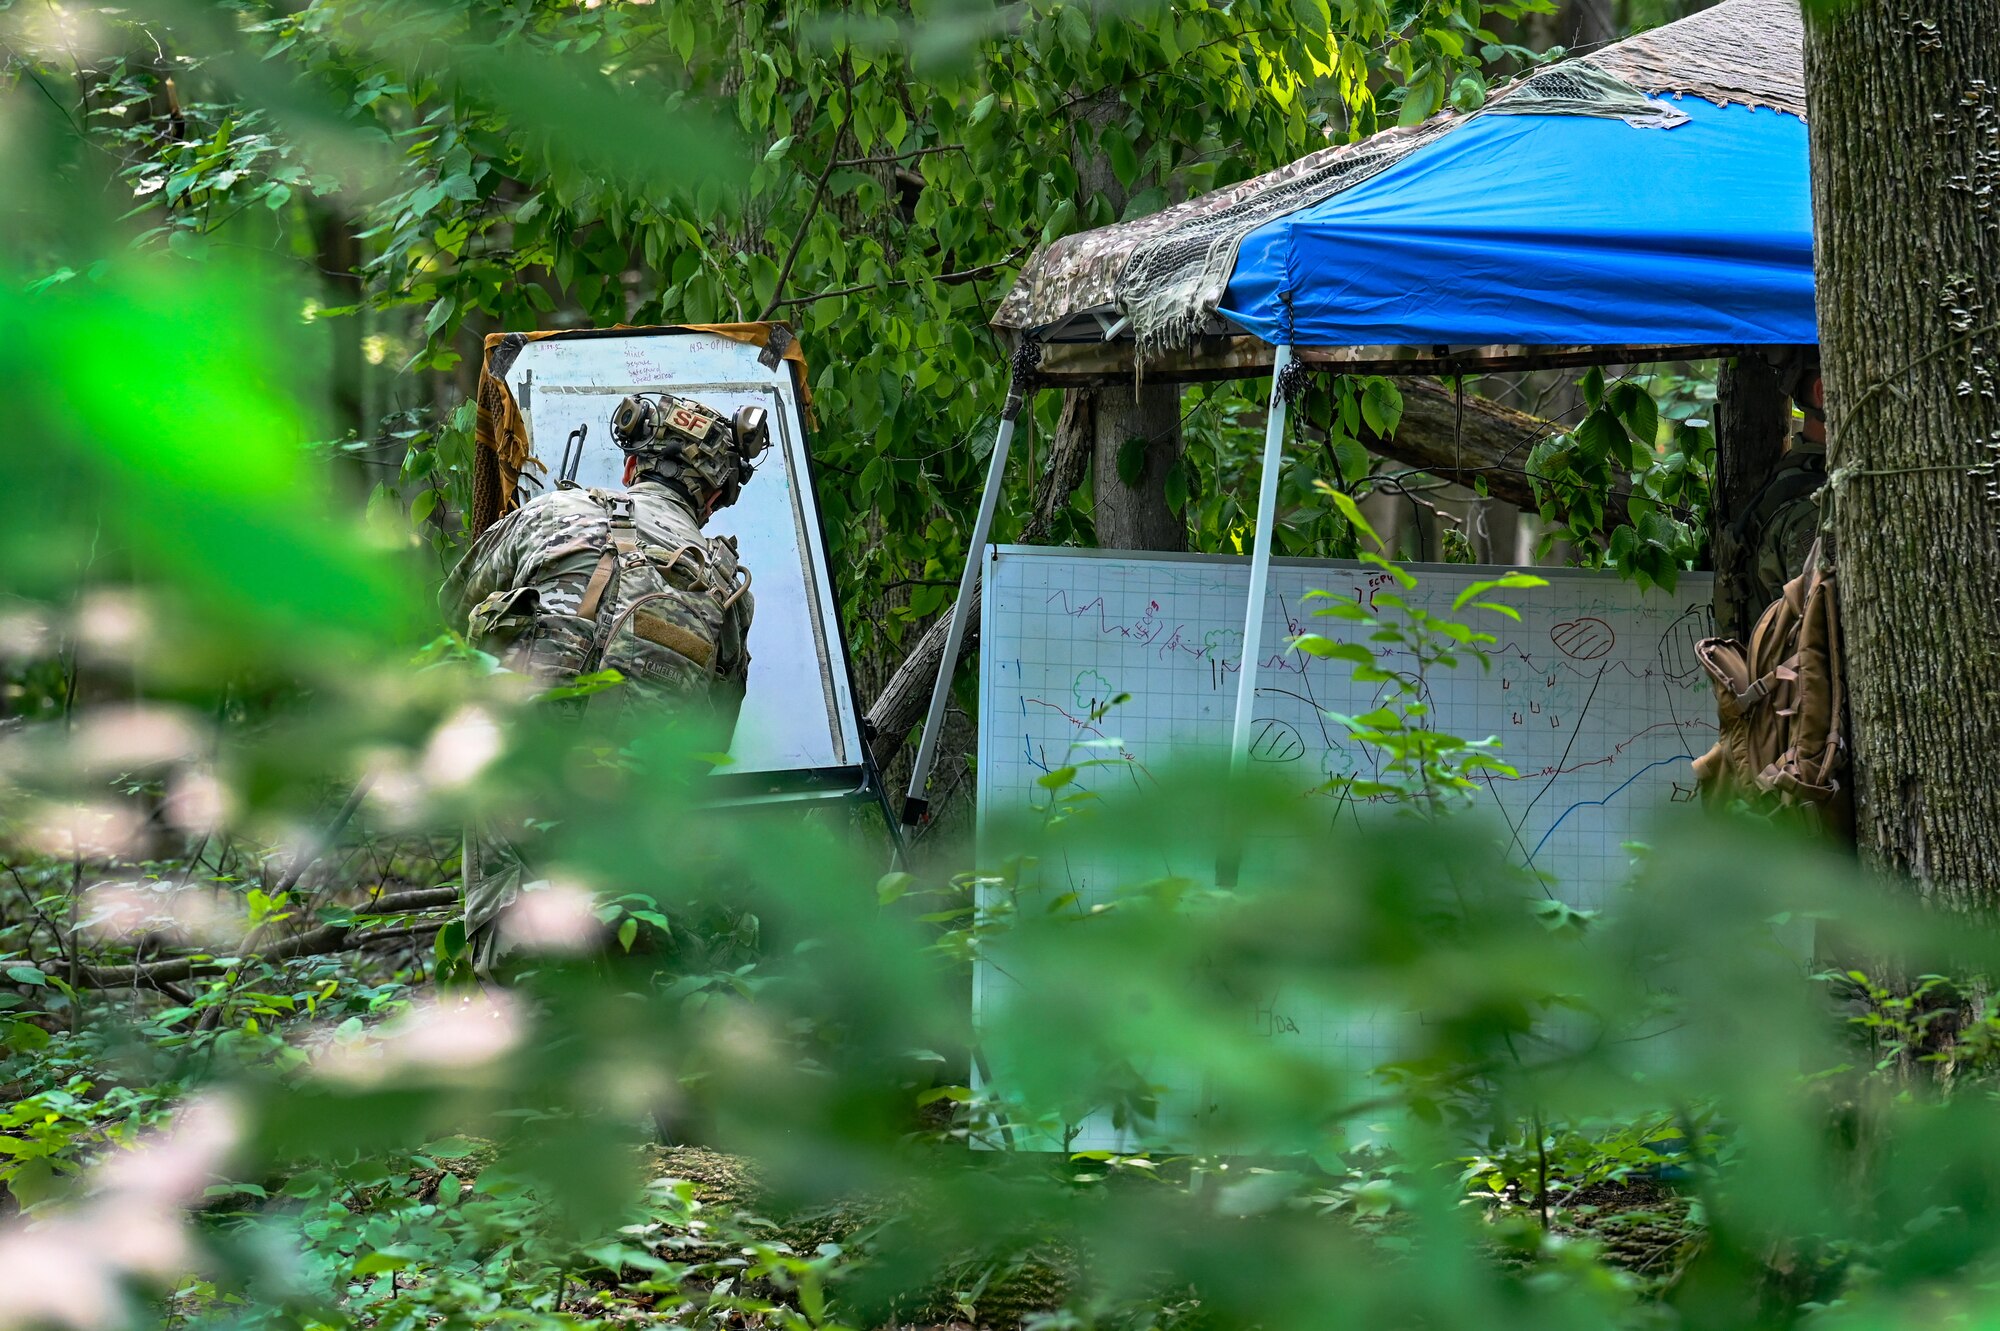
[1550,617,1616,660]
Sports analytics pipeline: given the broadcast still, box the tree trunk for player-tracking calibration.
[1524,0,1617,55]
[1710,354,1792,640]
[1805,1,2000,905]
[1071,89,1187,556]
[1091,383,1187,551]
[310,204,368,491]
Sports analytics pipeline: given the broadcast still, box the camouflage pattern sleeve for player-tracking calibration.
[441,510,528,622]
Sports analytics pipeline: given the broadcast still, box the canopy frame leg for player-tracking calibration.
[1219,345,1294,885]
[1228,345,1295,777]
[903,347,1040,826]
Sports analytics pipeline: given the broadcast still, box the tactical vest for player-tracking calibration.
[466,487,749,705]
[1691,540,1850,833]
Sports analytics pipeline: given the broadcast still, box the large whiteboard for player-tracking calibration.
[976,546,1715,1148]
[502,332,862,780]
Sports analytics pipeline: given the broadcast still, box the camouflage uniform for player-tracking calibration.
[445,478,754,968]
[447,481,753,707]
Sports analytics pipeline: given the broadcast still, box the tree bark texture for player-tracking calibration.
[1710,353,1792,640]
[1806,2,2000,906]
[1091,383,1188,551]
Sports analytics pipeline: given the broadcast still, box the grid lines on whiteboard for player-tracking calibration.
[974,547,1716,1152]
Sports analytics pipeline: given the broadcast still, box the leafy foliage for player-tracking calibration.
[0,6,1945,1331]
[1525,366,1717,588]
[6,0,1576,675]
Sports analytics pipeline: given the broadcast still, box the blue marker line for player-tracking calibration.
[1528,757,1687,860]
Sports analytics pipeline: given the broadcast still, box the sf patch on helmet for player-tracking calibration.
[610,391,771,511]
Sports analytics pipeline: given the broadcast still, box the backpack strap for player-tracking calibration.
[575,492,638,622]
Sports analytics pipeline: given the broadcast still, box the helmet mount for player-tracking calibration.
[608,392,771,512]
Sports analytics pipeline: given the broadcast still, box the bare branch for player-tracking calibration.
[765,249,1028,312]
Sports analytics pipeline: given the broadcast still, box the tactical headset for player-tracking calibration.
[608,392,771,511]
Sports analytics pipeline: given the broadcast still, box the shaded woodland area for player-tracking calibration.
[0,0,1997,1326]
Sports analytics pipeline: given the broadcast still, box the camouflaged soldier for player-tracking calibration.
[445,391,769,968]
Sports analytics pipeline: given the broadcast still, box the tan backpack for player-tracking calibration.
[1691,541,1851,832]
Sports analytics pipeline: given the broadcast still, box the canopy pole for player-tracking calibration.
[1228,345,1294,778]
[903,349,1038,826]
[1218,346,1293,886]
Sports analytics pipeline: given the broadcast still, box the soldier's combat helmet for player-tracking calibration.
[608,391,771,512]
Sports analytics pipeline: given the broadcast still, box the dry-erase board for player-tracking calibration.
[977,545,1715,1149]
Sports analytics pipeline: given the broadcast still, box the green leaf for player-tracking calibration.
[1323,487,1384,552]
[422,296,454,340]
[970,92,998,125]
[1036,766,1078,789]
[435,920,468,963]
[353,1251,414,1277]
[764,135,794,162]
[1581,365,1605,409]
[1116,435,1147,488]
[1451,572,1549,610]
[618,917,639,952]
[1055,4,1092,57]
[1041,198,1078,245]
[1619,385,1659,448]
[1357,550,1416,586]
[1292,635,1376,667]
[1360,378,1404,437]
[877,872,916,904]
[1330,430,1370,484]
[748,253,780,314]
[4,966,47,987]
[1103,126,1140,190]
[2,1021,48,1051]
[8,1157,56,1209]
[1575,408,1626,468]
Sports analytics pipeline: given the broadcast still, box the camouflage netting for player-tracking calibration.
[1591,0,1806,119]
[992,0,1806,360]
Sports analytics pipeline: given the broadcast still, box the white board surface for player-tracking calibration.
[502,332,861,779]
[976,546,1716,1149]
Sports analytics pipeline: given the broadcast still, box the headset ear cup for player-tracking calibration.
[610,395,656,450]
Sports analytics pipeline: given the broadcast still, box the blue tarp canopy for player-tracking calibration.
[1218,97,1814,349]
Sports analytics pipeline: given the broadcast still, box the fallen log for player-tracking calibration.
[55,886,458,989]
[1356,377,1631,516]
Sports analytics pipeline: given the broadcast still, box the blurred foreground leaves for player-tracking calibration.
[0,5,1992,1331]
